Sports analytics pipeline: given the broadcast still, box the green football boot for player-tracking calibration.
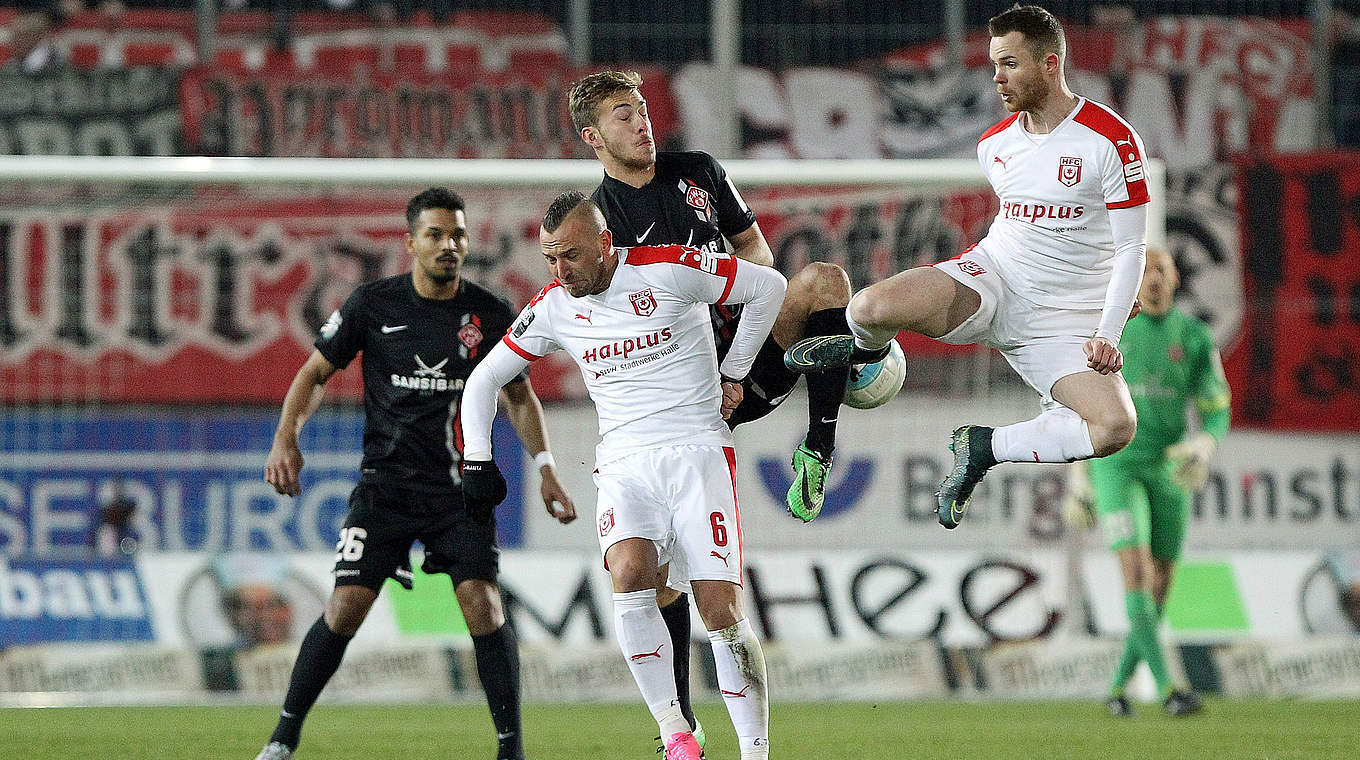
[936,425,995,529]
[786,440,833,522]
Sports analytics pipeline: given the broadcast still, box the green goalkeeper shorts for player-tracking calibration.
[1089,455,1190,560]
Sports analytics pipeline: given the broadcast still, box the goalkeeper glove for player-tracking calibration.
[1166,431,1216,491]
[462,458,507,522]
[1062,461,1097,531]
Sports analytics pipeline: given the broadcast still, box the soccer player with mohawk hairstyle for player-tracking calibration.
[460,191,786,760]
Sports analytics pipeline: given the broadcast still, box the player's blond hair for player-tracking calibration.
[568,70,644,132]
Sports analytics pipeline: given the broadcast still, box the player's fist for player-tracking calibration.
[719,376,744,420]
[1084,337,1123,374]
[265,438,304,497]
[462,459,507,521]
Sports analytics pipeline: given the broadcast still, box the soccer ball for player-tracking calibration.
[842,340,906,409]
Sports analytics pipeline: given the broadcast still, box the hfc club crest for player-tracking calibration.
[599,508,615,537]
[680,179,713,222]
[1058,156,1082,187]
[630,288,657,316]
[458,322,483,350]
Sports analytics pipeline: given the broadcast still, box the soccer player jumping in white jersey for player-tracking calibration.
[784,3,1148,529]
[460,192,786,760]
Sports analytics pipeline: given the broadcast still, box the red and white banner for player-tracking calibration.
[1228,153,1360,431]
[0,183,995,403]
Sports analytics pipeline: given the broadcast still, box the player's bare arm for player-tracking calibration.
[727,223,774,267]
[501,378,577,524]
[265,349,336,497]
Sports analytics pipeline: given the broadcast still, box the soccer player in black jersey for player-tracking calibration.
[253,188,576,760]
[568,70,855,752]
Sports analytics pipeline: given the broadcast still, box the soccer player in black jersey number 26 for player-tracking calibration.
[254,188,576,760]
[569,69,857,754]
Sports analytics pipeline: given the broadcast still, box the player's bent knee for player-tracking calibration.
[793,261,851,308]
[691,580,743,630]
[1091,412,1136,457]
[455,579,505,633]
[606,556,657,592]
[847,289,890,329]
[324,585,377,635]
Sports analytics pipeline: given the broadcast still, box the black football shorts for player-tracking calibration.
[331,481,500,591]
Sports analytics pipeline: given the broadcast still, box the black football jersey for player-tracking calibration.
[315,274,521,493]
[591,150,757,358]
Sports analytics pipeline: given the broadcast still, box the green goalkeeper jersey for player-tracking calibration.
[1109,307,1231,462]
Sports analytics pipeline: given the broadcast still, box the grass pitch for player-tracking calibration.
[1,699,1356,759]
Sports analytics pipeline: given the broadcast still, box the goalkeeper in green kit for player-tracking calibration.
[1065,247,1229,717]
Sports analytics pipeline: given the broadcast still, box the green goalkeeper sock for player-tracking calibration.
[1109,633,1141,696]
[1124,589,1174,697]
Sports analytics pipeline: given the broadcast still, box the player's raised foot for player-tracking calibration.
[786,441,833,522]
[662,731,704,760]
[1163,689,1204,716]
[1105,695,1132,717]
[253,742,293,760]
[783,335,889,374]
[936,425,996,529]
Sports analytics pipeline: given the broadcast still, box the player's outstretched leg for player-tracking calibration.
[784,306,852,522]
[256,614,356,758]
[936,425,997,529]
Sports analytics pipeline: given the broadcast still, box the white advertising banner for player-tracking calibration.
[970,638,1127,700]
[0,643,202,694]
[524,401,1360,553]
[1214,638,1360,698]
[764,641,949,701]
[129,548,1360,651]
[234,644,453,702]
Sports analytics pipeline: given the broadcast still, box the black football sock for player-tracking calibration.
[658,592,696,731]
[802,308,852,458]
[472,622,524,760]
[270,616,353,750]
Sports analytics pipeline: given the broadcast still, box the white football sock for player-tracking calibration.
[846,295,897,351]
[991,407,1095,463]
[613,589,688,737]
[708,617,769,759]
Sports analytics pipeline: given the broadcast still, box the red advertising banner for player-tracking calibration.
[1227,153,1360,431]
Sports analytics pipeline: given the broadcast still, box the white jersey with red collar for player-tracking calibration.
[974,97,1149,308]
[502,245,743,464]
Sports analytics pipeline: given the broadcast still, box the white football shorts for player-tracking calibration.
[933,246,1105,403]
[593,444,744,593]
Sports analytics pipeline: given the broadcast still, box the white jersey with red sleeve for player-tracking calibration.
[974,97,1149,308]
[502,244,783,465]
